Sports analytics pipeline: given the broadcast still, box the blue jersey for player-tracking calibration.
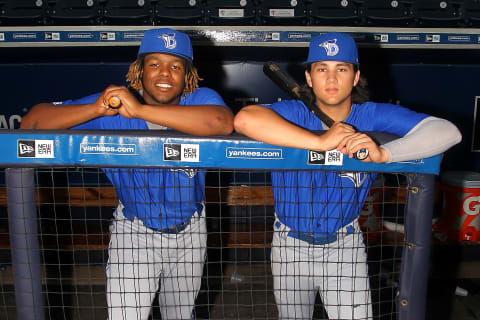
[58,87,228,231]
[265,100,428,235]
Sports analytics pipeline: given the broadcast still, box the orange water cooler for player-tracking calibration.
[433,171,480,243]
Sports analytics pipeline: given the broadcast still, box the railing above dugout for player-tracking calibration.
[1,25,480,49]
[4,130,440,172]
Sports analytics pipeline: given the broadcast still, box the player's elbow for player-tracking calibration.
[424,117,463,152]
[234,105,257,135]
[207,108,234,135]
[445,120,463,147]
[20,109,39,129]
[20,104,56,130]
[233,111,249,135]
[19,118,34,129]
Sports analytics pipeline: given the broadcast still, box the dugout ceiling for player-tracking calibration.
[0,0,479,28]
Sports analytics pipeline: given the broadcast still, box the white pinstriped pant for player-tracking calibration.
[106,206,206,320]
[271,217,373,320]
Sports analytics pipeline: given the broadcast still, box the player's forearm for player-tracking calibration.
[234,105,327,150]
[381,116,462,163]
[137,104,234,136]
[20,103,99,129]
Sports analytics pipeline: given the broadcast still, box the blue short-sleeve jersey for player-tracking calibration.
[265,100,428,235]
[57,87,229,231]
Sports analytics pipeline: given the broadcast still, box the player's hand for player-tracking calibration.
[95,89,120,116]
[319,122,356,151]
[337,132,389,163]
[103,86,142,119]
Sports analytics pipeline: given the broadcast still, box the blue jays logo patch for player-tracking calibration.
[170,168,198,178]
[158,33,177,50]
[338,171,368,188]
[319,39,339,57]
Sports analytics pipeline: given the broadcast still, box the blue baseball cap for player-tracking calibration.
[138,28,193,63]
[304,32,359,65]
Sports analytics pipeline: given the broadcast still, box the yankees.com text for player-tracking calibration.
[80,143,136,155]
[226,147,282,159]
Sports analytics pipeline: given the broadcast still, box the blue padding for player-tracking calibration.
[2,130,441,174]
[397,174,436,320]
[0,28,478,47]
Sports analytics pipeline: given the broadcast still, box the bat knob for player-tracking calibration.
[108,96,121,109]
[354,149,369,161]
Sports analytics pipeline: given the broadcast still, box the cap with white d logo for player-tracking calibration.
[138,28,193,63]
[303,32,359,65]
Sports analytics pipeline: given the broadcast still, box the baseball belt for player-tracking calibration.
[276,221,356,245]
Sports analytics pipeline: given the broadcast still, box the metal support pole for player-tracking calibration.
[397,173,435,320]
[6,168,44,320]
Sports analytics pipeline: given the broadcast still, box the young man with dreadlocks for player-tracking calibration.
[234,32,461,319]
[21,28,233,320]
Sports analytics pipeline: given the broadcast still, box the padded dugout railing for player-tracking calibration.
[0,130,441,320]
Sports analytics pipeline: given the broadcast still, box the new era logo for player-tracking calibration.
[308,150,325,164]
[18,140,35,157]
[164,144,181,161]
[308,150,343,166]
[163,143,200,162]
[165,147,180,158]
[17,140,54,158]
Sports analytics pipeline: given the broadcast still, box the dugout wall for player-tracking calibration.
[0,23,472,320]
[0,26,474,171]
[0,130,440,319]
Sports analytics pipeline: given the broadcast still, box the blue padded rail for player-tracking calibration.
[1,130,442,174]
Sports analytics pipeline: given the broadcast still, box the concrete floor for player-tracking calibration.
[427,243,480,320]
[426,279,480,320]
[1,241,480,319]
[2,264,480,319]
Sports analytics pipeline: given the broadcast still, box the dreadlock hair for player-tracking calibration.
[301,63,370,106]
[125,54,203,97]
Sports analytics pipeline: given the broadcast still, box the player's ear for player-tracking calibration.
[305,70,313,87]
[353,69,360,87]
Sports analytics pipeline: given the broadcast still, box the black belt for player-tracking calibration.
[159,221,190,234]
[288,230,338,245]
[276,221,355,245]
